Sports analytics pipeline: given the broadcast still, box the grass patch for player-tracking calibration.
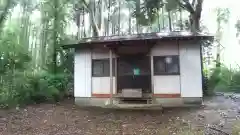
[233,121,240,135]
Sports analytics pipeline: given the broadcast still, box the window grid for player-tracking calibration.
[153,55,180,75]
[92,58,115,77]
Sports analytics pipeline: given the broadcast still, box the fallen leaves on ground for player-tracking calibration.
[1,96,240,135]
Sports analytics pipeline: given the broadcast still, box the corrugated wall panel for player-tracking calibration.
[74,49,92,97]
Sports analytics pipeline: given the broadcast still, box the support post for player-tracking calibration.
[109,49,113,105]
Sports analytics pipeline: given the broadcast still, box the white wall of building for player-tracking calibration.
[151,41,181,95]
[74,49,92,97]
[92,77,116,94]
[92,48,116,59]
[73,41,203,98]
[151,41,179,56]
[179,42,202,97]
[153,76,181,94]
[91,48,116,95]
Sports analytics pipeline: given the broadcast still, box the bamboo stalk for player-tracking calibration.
[118,0,121,35]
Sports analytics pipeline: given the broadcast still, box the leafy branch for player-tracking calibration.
[0,0,17,31]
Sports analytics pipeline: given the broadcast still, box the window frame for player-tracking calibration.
[92,58,115,77]
[153,55,180,75]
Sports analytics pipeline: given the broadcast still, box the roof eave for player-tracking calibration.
[61,35,214,49]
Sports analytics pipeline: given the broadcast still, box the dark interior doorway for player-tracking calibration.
[117,54,151,94]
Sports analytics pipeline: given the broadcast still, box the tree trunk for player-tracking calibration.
[89,11,100,37]
[107,0,110,36]
[20,3,30,51]
[53,0,59,73]
[118,1,121,35]
[190,13,200,32]
[0,0,15,32]
[136,0,140,33]
[178,0,203,32]
[40,17,48,68]
[216,18,221,68]
[104,18,108,36]
[190,0,203,32]
[112,23,115,35]
[162,8,165,29]
[33,36,38,69]
[128,6,131,34]
[215,8,230,68]
[168,11,172,31]
[97,0,104,36]
[216,53,221,67]
[85,0,100,37]
[179,8,183,30]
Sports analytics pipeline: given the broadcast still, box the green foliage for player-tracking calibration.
[165,0,179,12]
[206,65,240,95]
[0,0,17,30]
[0,70,70,108]
[229,72,240,92]
[28,71,62,103]
[0,5,73,108]
[0,30,31,74]
[127,0,164,26]
[232,121,240,135]
[215,8,230,24]
[0,0,73,109]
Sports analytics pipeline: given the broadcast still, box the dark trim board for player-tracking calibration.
[91,93,181,98]
[62,32,214,49]
[153,94,181,98]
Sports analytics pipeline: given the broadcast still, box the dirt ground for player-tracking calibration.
[1,95,240,135]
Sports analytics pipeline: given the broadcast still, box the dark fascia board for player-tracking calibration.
[61,32,214,49]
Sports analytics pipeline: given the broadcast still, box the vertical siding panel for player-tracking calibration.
[85,49,92,97]
[150,55,154,94]
[74,49,91,97]
[179,42,202,97]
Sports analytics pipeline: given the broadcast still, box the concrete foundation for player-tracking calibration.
[75,98,119,107]
[153,97,202,107]
[75,97,203,108]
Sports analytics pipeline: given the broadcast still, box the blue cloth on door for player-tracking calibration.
[133,68,140,75]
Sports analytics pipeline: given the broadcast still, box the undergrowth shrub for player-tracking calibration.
[0,28,73,108]
[0,70,70,108]
[229,72,240,92]
[232,121,240,135]
[207,65,240,95]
